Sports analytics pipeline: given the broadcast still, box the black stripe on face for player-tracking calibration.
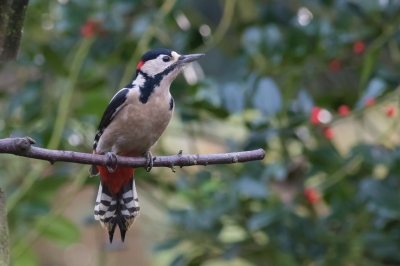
[138,64,178,104]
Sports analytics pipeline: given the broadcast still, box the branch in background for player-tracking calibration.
[0,137,266,170]
[0,188,10,266]
[0,0,12,55]
[0,0,29,61]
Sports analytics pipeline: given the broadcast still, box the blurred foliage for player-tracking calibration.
[1,0,400,265]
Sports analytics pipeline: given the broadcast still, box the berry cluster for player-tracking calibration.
[328,41,366,72]
[310,98,396,139]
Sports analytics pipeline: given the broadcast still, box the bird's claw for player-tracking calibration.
[107,152,118,173]
[143,150,154,172]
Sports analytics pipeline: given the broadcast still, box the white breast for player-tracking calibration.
[96,88,174,156]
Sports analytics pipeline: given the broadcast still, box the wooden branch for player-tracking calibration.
[0,137,265,170]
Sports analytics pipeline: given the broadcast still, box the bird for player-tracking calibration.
[89,48,204,243]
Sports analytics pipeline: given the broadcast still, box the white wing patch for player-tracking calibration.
[109,88,129,103]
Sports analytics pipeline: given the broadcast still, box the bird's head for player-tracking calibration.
[132,49,204,103]
[135,48,204,81]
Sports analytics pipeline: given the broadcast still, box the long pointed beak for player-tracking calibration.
[178,53,205,64]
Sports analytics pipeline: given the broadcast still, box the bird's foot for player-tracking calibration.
[106,152,118,173]
[142,150,154,172]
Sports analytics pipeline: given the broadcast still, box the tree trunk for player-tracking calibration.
[0,0,30,61]
[0,188,9,266]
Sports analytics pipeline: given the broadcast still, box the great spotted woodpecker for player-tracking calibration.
[89,49,204,243]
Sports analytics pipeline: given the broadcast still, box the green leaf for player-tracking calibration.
[218,224,247,243]
[79,89,110,116]
[221,82,244,114]
[131,15,151,37]
[13,247,38,266]
[356,78,386,108]
[42,45,69,76]
[153,238,181,252]
[36,215,80,246]
[363,232,400,261]
[189,100,230,118]
[360,50,380,88]
[15,200,50,217]
[297,90,314,114]
[169,254,186,266]
[252,78,282,116]
[359,178,400,219]
[247,210,280,230]
[242,27,262,54]
[263,163,287,181]
[223,244,240,260]
[236,177,267,199]
[263,24,282,49]
[26,176,68,202]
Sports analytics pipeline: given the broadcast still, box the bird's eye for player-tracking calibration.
[162,56,171,62]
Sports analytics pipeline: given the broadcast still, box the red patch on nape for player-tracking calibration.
[97,165,135,195]
[137,61,144,69]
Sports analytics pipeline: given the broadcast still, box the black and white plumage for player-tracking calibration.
[90,48,204,242]
[94,177,140,242]
[92,88,130,151]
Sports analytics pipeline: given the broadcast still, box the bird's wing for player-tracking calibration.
[92,88,130,151]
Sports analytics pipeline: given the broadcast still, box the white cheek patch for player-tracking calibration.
[133,73,146,87]
[140,59,166,76]
[140,52,181,76]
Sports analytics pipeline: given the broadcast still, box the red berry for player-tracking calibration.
[324,127,334,139]
[353,41,365,54]
[386,106,396,117]
[366,98,375,107]
[304,188,320,204]
[329,60,341,71]
[310,107,322,124]
[81,25,93,38]
[338,105,350,116]
[81,19,101,38]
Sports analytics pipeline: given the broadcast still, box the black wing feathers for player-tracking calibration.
[93,88,130,150]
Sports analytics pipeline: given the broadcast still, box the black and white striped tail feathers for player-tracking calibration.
[94,177,140,243]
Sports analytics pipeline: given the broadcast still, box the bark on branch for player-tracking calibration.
[0,137,265,170]
[0,0,29,61]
